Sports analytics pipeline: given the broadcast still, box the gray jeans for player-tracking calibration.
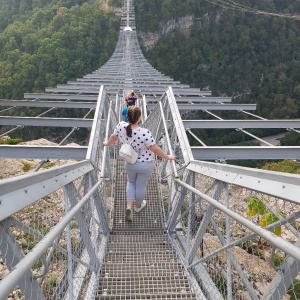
[125,160,155,204]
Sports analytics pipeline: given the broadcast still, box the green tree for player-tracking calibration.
[262,159,300,174]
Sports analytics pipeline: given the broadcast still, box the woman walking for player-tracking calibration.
[103,106,175,222]
[125,91,138,106]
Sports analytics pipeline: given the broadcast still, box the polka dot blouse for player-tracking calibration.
[114,121,156,162]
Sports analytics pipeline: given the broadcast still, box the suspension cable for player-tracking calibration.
[205,0,300,21]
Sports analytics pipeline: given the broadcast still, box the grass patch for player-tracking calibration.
[70,220,78,229]
[0,137,23,145]
[213,274,227,298]
[272,254,285,267]
[43,273,59,294]
[21,161,32,172]
[42,162,56,169]
[288,279,300,300]
[33,258,43,269]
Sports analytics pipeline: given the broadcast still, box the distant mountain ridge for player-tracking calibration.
[0,0,299,146]
[135,0,300,129]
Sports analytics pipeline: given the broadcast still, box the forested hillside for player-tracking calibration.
[0,0,299,147]
[0,0,120,99]
[135,0,300,146]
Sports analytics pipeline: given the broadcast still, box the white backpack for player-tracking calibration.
[119,143,138,164]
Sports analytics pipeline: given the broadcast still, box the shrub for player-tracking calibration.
[0,137,23,145]
[21,161,32,172]
[42,162,56,169]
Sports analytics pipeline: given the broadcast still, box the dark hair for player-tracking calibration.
[126,106,141,137]
[127,100,134,106]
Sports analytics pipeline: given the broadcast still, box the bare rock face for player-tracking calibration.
[0,159,26,179]
[19,138,58,146]
[138,15,194,50]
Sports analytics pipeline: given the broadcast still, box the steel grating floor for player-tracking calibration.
[96,156,197,300]
[112,155,164,232]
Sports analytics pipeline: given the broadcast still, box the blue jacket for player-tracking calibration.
[122,107,129,122]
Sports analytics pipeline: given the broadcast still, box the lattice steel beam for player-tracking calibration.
[76,78,183,84]
[0,145,87,159]
[148,104,256,111]
[24,93,98,100]
[0,161,93,220]
[145,96,232,103]
[187,160,300,204]
[67,81,190,88]
[183,119,300,129]
[0,100,96,109]
[45,87,212,96]
[84,75,176,81]
[0,116,93,127]
[191,146,300,160]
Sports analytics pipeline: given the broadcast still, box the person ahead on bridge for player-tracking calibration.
[103,106,176,222]
[122,99,134,122]
[126,91,138,106]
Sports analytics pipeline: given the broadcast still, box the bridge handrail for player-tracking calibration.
[0,178,105,299]
[164,160,300,299]
[101,99,114,179]
[166,87,194,163]
[0,160,94,221]
[187,160,300,203]
[142,87,194,180]
[175,178,300,263]
[140,89,300,299]
[0,87,115,299]
[86,85,106,165]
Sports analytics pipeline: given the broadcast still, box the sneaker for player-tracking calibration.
[134,200,147,213]
[125,207,132,222]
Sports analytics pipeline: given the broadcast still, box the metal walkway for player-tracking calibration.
[96,141,195,298]
[112,157,164,232]
[95,154,197,299]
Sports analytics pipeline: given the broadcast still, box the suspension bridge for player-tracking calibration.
[0,0,300,299]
